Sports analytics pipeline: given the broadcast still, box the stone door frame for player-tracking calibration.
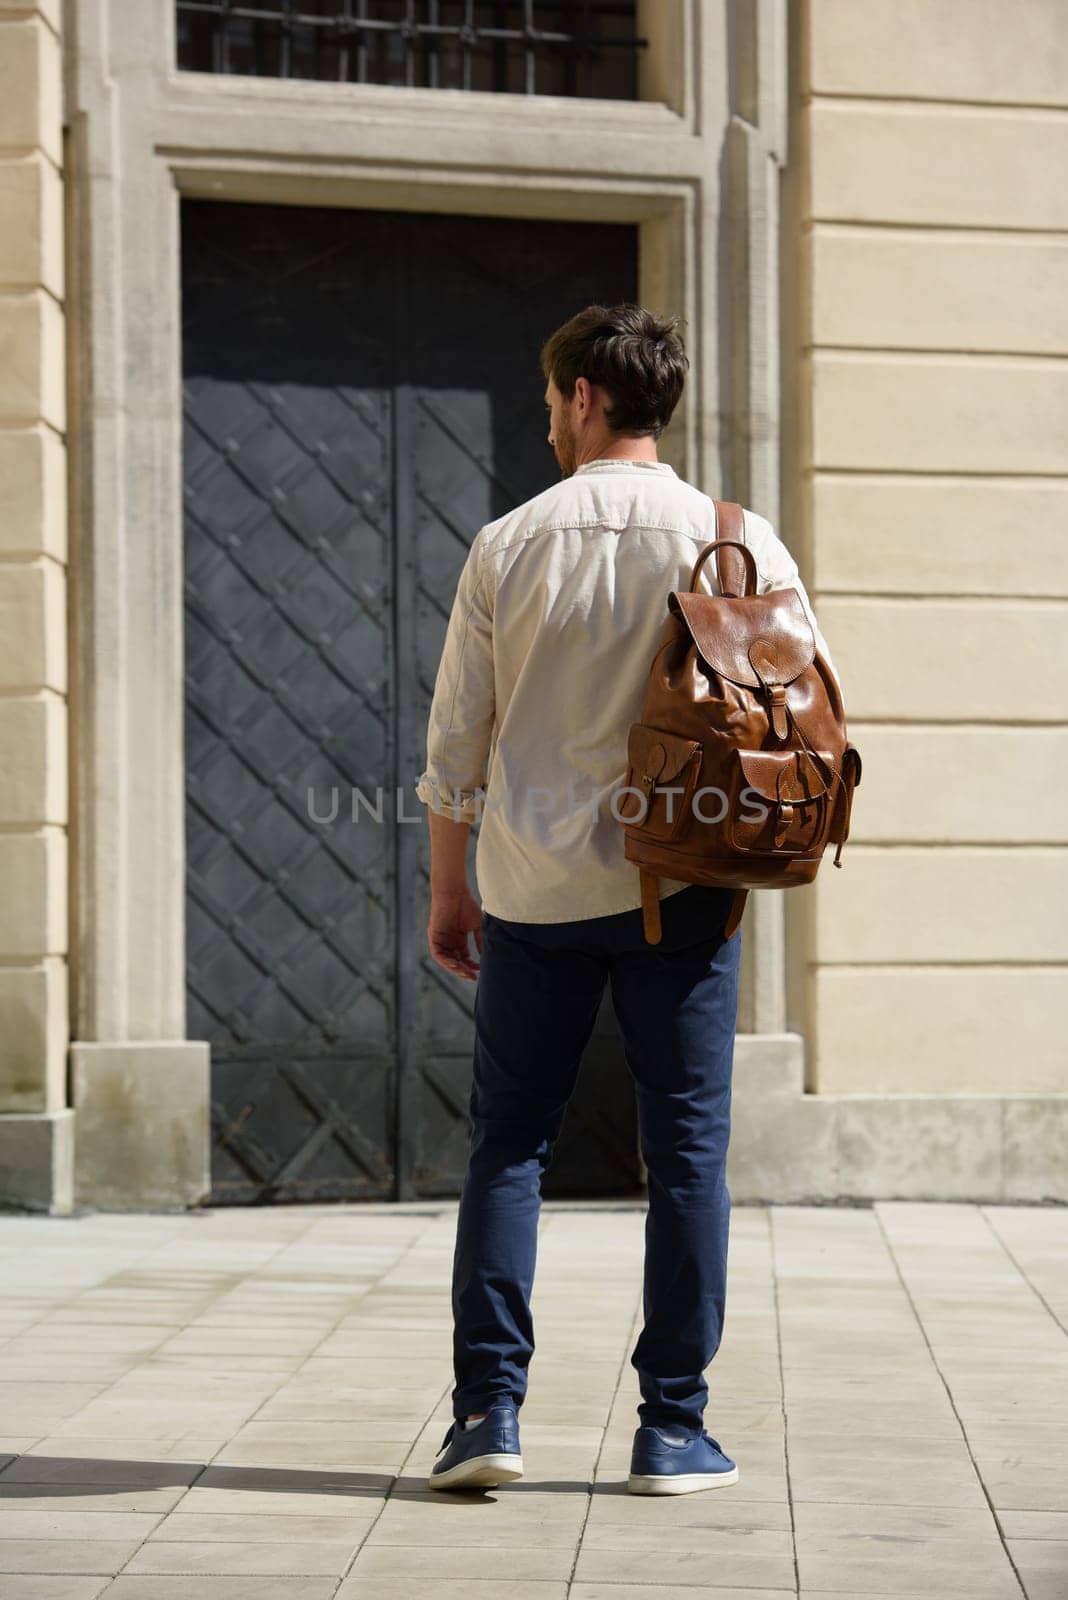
[63,0,790,1207]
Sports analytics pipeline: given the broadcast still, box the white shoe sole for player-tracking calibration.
[428,1451,524,1491]
[627,1464,739,1495]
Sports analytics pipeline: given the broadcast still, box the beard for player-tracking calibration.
[553,411,577,477]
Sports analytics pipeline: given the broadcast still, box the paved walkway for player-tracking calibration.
[0,1200,1065,1599]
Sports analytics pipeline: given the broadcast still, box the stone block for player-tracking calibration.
[0,16,62,166]
[814,847,1068,965]
[728,1035,833,1203]
[832,1093,1005,1201]
[1003,1095,1068,1201]
[0,290,66,430]
[0,826,66,957]
[718,1037,1068,1201]
[0,1107,73,1212]
[731,1085,838,1204]
[0,424,67,558]
[817,597,1067,721]
[807,103,1068,230]
[0,556,66,689]
[808,227,1068,355]
[807,0,1068,107]
[810,477,1068,598]
[814,968,1068,1095]
[841,726,1068,844]
[732,1031,806,1096]
[0,151,63,295]
[809,350,1068,475]
[71,1041,212,1210]
[0,692,66,822]
[0,957,68,1112]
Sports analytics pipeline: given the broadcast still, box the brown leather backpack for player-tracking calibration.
[617,501,861,944]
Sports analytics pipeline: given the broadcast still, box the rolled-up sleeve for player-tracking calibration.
[415,527,496,823]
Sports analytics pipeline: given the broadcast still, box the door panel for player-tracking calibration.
[182,199,642,1202]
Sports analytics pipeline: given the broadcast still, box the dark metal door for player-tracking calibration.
[182,199,641,1202]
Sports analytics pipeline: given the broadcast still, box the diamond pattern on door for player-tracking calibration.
[183,200,641,1202]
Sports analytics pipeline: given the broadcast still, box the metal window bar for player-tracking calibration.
[462,0,474,92]
[176,1,646,98]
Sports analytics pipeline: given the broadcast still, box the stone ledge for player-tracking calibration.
[730,1032,1068,1202]
[0,1106,72,1211]
[8,1035,1062,1211]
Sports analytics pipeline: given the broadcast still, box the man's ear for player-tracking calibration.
[573,376,593,417]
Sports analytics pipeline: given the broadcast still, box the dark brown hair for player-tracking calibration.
[539,303,688,438]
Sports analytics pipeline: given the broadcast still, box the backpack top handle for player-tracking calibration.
[689,537,758,598]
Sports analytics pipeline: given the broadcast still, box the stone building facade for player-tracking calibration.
[0,0,1064,1213]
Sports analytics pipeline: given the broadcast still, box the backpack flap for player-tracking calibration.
[668,588,815,741]
[731,746,836,855]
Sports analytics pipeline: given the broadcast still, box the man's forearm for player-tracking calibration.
[428,807,473,894]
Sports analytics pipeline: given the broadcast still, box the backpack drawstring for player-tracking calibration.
[778,699,850,867]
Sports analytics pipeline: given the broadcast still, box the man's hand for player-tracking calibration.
[425,807,483,979]
[427,886,484,982]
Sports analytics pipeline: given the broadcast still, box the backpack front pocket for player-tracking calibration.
[728,747,835,856]
[618,723,703,842]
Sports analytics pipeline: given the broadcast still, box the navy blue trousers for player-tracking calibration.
[450,882,742,1436]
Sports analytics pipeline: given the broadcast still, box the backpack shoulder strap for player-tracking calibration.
[712,501,749,598]
[723,887,748,939]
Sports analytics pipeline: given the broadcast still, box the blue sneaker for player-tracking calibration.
[427,1402,524,1491]
[628,1424,739,1495]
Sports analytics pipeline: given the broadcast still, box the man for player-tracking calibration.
[415,304,834,1495]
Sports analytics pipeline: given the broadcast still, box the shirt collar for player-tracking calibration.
[573,458,677,477]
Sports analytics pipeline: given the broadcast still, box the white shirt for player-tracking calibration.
[415,459,838,924]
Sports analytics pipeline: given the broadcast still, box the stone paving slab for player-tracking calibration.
[339,1584,568,1600]
[569,1589,792,1599]
[0,1581,111,1600]
[0,1200,1064,1597]
[104,1583,336,1599]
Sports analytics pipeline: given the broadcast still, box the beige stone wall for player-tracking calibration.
[787,0,1068,1094]
[0,0,68,1118]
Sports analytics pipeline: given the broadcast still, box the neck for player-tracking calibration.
[576,433,659,468]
